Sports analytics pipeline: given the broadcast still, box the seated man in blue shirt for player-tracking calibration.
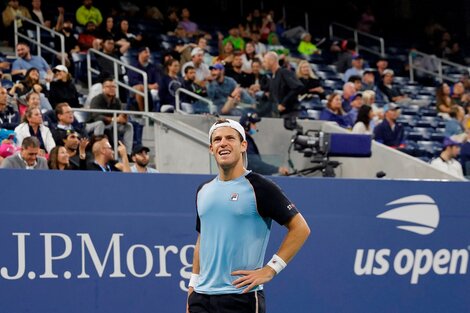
[373,103,404,148]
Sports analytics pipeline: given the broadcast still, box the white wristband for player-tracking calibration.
[266,254,287,274]
[188,273,199,288]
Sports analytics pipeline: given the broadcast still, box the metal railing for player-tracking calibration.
[408,50,470,83]
[14,16,65,65]
[72,108,209,164]
[329,22,385,57]
[87,48,149,125]
[175,88,216,114]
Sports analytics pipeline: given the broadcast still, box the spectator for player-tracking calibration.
[297,32,320,57]
[130,145,158,173]
[57,129,88,170]
[373,103,404,148]
[48,65,80,109]
[30,0,61,30]
[240,112,289,176]
[207,63,255,115]
[241,41,261,73]
[341,82,356,112]
[224,53,250,87]
[11,42,52,82]
[250,30,267,56]
[88,78,133,153]
[54,18,81,72]
[158,59,182,111]
[127,46,162,112]
[374,56,388,83]
[98,16,130,54]
[83,135,130,172]
[0,86,19,130]
[115,18,143,50]
[430,137,464,179]
[343,55,364,82]
[347,93,363,123]
[352,104,374,134]
[181,47,211,87]
[215,38,235,68]
[263,51,303,117]
[77,21,100,51]
[444,105,467,142]
[0,136,48,169]
[76,0,103,26]
[451,82,465,106]
[163,7,179,35]
[223,27,246,51]
[177,8,199,38]
[362,89,383,122]
[436,82,452,117]
[361,69,386,103]
[319,92,353,129]
[378,69,411,104]
[14,106,55,154]
[49,103,89,144]
[48,146,70,170]
[8,68,51,114]
[2,0,31,46]
[296,60,324,100]
[180,65,208,114]
[335,39,357,73]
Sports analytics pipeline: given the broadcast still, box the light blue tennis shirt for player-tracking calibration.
[194,171,298,295]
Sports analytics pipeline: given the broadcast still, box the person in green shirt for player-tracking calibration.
[223,27,245,51]
[75,0,103,26]
[297,32,320,56]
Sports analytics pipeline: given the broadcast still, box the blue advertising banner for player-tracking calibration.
[0,170,469,312]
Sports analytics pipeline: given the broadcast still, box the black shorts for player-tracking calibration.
[188,290,266,313]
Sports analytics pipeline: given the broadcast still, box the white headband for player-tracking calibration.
[208,119,248,168]
[208,119,246,142]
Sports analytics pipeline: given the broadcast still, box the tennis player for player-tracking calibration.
[187,118,310,313]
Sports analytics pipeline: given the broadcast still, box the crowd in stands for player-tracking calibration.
[0,0,469,178]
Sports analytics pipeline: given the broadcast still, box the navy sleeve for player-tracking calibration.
[246,172,299,225]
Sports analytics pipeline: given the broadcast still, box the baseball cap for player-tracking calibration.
[53,65,68,73]
[363,68,375,75]
[239,112,261,130]
[352,54,363,60]
[443,137,461,148]
[131,144,150,156]
[208,119,248,167]
[383,103,400,112]
[137,46,149,54]
[190,47,204,57]
[383,69,394,76]
[209,63,224,71]
[349,93,362,102]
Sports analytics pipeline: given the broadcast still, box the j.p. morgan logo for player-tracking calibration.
[377,194,439,235]
[354,195,468,284]
[0,233,194,291]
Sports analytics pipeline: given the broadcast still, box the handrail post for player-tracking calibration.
[143,73,149,127]
[329,24,333,40]
[114,62,120,99]
[113,112,118,159]
[305,12,309,33]
[87,53,92,91]
[36,26,41,56]
[354,31,359,54]
[437,58,443,83]
[408,52,414,83]
[380,38,385,57]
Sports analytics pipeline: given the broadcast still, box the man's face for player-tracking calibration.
[83,0,92,9]
[383,73,393,85]
[138,48,150,64]
[210,127,246,170]
[9,0,19,9]
[232,56,243,68]
[21,146,39,166]
[377,60,388,70]
[0,87,7,109]
[17,44,29,59]
[252,62,261,74]
[192,53,203,65]
[363,72,375,85]
[132,150,150,167]
[101,139,114,161]
[63,133,79,150]
[262,55,273,71]
[386,109,399,121]
[186,69,196,81]
[102,81,116,97]
[210,68,222,80]
[58,105,74,125]
[103,40,115,54]
[450,145,461,158]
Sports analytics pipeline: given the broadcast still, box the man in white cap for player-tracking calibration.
[186,118,310,313]
[181,47,211,87]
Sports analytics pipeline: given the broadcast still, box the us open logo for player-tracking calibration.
[377,194,439,235]
[354,194,468,284]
